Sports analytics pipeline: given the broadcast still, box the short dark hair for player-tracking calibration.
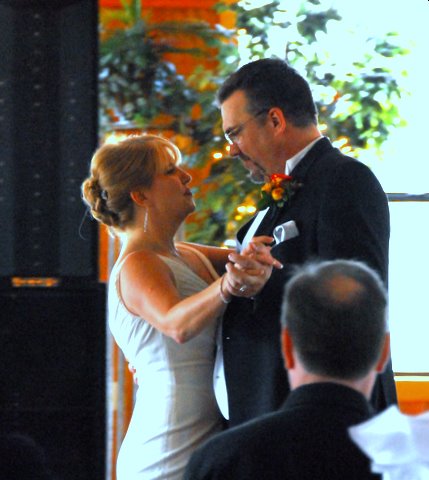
[281,259,387,380]
[217,57,318,127]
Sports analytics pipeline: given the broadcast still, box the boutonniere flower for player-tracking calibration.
[257,173,302,210]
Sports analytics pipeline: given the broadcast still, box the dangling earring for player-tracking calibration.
[144,208,149,233]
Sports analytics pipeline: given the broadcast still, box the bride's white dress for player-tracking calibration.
[108,254,223,480]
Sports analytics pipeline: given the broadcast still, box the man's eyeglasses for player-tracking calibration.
[224,109,268,145]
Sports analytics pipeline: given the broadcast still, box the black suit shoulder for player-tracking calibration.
[184,384,380,480]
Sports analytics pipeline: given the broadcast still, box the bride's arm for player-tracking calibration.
[176,241,232,276]
[178,238,282,276]
[118,250,235,344]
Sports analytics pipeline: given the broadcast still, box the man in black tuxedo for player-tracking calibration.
[184,259,388,480]
[216,58,396,426]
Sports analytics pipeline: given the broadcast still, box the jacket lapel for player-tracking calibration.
[289,136,332,184]
[237,138,334,241]
[254,205,283,236]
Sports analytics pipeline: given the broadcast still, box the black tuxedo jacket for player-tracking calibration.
[222,137,396,426]
[184,383,381,480]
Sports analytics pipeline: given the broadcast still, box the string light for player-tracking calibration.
[333,136,349,149]
[237,204,257,215]
[103,131,129,144]
[332,136,353,154]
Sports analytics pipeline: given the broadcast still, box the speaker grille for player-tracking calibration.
[0,1,98,279]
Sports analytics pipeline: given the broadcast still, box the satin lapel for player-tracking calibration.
[254,205,283,236]
[236,212,258,245]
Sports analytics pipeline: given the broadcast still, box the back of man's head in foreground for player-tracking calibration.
[280,259,388,383]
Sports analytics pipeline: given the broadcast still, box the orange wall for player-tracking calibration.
[396,377,429,415]
[99,0,235,74]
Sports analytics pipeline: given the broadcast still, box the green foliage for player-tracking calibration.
[100,22,193,125]
[189,0,408,245]
[99,0,236,141]
[98,0,408,245]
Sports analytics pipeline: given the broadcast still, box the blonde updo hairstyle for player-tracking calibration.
[81,134,181,232]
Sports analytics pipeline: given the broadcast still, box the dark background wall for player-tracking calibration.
[0,1,105,479]
[0,288,106,479]
[0,0,98,280]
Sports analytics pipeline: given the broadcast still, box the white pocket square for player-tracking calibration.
[273,220,299,245]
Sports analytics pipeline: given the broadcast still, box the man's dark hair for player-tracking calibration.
[217,57,318,127]
[281,259,387,380]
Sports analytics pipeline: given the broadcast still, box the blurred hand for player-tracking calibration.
[224,239,282,298]
[241,236,283,269]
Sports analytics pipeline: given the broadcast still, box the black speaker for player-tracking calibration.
[0,286,106,480]
[0,0,98,280]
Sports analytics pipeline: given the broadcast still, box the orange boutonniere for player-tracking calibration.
[257,173,302,210]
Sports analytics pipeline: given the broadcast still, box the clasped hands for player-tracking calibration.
[223,236,283,299]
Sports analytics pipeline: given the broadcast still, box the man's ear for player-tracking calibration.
[130,190,147,206]
[281,328,295,370]
[375,333,391,373]
[268,107,286,131]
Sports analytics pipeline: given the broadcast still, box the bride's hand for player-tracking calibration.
[224,253,280,299]
[241,236,283,270]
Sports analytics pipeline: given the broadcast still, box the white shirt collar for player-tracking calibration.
[285,137,323,175]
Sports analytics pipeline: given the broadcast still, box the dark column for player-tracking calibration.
[0,287,106,480]
[0,0,98,281]
[0,1,105,479]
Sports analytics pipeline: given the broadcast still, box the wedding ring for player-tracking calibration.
[239,285,247,293]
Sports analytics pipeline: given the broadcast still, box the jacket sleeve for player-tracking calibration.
[317,160,390,284]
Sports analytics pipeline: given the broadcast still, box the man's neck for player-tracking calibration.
[285,136,323,174]
[289,371,376,401]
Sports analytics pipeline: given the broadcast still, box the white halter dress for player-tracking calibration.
[108,253,223,480]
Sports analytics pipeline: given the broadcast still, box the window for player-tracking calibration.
[263,0,429,372]
[339,1,429,372]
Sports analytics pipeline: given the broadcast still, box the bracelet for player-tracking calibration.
[219,275,232,304]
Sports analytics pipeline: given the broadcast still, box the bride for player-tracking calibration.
[81,134,279,479]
